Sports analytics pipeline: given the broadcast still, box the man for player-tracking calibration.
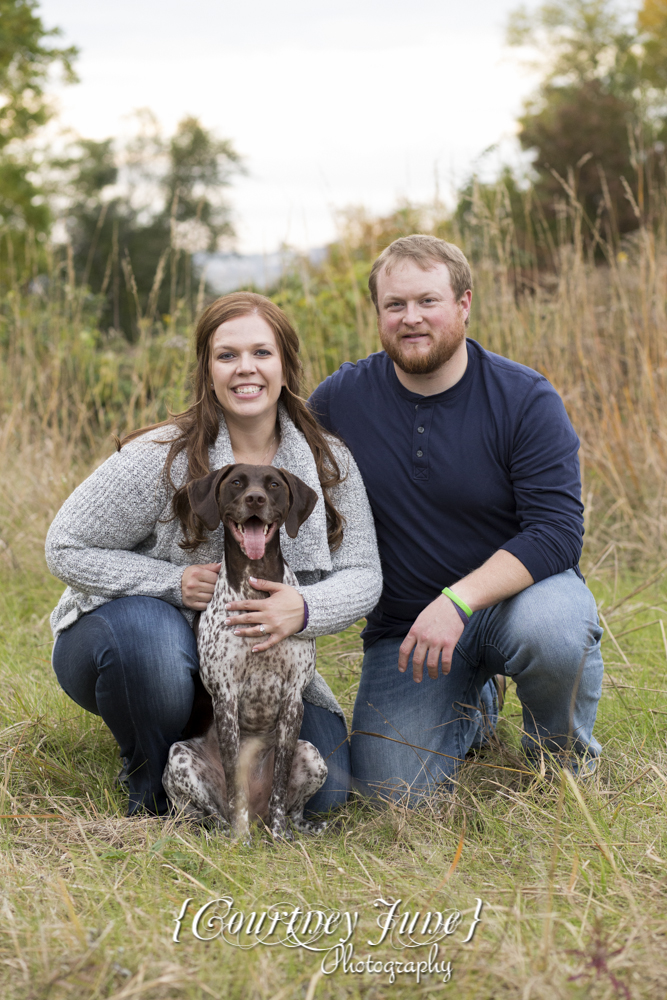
[309,234,603,801]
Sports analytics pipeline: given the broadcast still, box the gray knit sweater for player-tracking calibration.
[45,404,382,717]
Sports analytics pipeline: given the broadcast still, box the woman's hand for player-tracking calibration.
[224,577,306,652]
[181,563,222,610]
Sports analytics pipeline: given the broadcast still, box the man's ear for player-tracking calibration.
[278,468,319,538]
[186,465,235,531]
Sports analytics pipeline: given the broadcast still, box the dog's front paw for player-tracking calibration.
[271,827,294,842]
[269,819,293,841]
[272,827,294,843]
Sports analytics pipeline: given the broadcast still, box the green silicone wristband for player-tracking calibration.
[441,587,473,618]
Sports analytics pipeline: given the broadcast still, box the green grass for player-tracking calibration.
[2,549,667,999]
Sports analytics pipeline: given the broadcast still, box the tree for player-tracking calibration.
[165,115,241,250]
[507,0,667,238]
[0,0,77,148]
[518,78,640,234]
[638,0,667,90]
[507,0,637,93]
[0,0,77,231]
[62,115,243,336]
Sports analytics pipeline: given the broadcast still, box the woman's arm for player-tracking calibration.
[45,433,186,607]
[296,446,382,637]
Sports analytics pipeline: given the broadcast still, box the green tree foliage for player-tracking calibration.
[0,0,77,231]
[165,115,241,248]
[638,0,667,88]
[519,78,640,233]
[506,0,667,238]
[0,0,77,147]
[61,115,242,337]
[0,151,47,228]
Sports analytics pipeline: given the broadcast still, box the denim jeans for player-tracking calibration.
[351,569,603,803]
[52,596,351,816]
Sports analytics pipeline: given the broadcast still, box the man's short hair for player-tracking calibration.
[368,234,473,311]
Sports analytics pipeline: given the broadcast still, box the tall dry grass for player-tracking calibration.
[462,181,667,573]
[2,181,666,573]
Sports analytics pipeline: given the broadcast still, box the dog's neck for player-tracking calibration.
[223,528,285,595]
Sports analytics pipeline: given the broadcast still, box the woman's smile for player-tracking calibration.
[232,383,265,396]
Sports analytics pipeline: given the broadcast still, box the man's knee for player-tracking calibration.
[500,571,602,679]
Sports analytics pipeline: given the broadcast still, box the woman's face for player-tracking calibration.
[209,313,285,422]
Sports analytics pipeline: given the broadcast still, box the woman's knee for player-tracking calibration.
[52,615,111,714]
[56,597,199,725]
[89,597,199,694]
[92,597,197,664]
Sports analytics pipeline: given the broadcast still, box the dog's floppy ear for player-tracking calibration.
[278,468,319,538]
[187,464,236,531]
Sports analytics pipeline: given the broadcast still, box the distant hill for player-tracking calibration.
[194,248,327,293]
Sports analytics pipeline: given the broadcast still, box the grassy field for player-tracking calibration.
[2,188,667,997]
[1,497,667,999]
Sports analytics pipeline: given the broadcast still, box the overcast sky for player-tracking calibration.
[40,0,541,254]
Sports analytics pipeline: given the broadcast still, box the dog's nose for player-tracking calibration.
[244,491,267,507]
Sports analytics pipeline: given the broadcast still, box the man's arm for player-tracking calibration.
[400,377,583,682]
[398,550,534,682]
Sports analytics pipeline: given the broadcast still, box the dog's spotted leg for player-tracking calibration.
[286,739,328,835]
[211,693,248,838]
[268,694,304,839]
[163,738,230,828]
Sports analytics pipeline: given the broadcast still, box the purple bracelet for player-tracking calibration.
[298,599,309,633]
[448,598,470,627]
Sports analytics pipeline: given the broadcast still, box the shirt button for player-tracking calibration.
[416,449,423,457]
[417,426,424,433]
[415,404,419,409]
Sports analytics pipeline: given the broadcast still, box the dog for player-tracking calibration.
[163,464,328,839]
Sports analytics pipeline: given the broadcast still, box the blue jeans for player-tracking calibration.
[52,596,351,816]
[351,570,603,802]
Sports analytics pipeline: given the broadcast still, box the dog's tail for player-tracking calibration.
[236,736,269,820]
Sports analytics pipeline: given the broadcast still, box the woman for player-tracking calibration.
[46,292,382,817]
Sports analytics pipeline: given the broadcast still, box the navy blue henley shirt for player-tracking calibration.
[308,338,584,649]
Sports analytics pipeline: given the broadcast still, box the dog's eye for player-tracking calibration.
[269,481,280,489]
[232,479,241,487]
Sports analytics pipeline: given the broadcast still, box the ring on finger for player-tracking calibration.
[258,624,266,634]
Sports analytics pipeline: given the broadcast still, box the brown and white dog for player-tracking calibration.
[162,464,328,839]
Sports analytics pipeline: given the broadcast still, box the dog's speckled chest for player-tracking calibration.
[197,561,316,736]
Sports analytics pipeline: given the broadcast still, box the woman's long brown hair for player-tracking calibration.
[117,292,345,550]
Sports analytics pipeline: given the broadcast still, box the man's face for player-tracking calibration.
[376,260,472,375]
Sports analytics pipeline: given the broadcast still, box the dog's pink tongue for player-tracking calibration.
[244,520,266,560]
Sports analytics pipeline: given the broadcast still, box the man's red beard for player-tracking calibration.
[379,320,466,375]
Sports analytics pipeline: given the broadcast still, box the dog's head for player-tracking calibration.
[187,464,318,560]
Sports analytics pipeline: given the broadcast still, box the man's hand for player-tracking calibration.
[398,593,465,682]
[181,562,221,610]
[399,550,535,683]
[224,577,306,653]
